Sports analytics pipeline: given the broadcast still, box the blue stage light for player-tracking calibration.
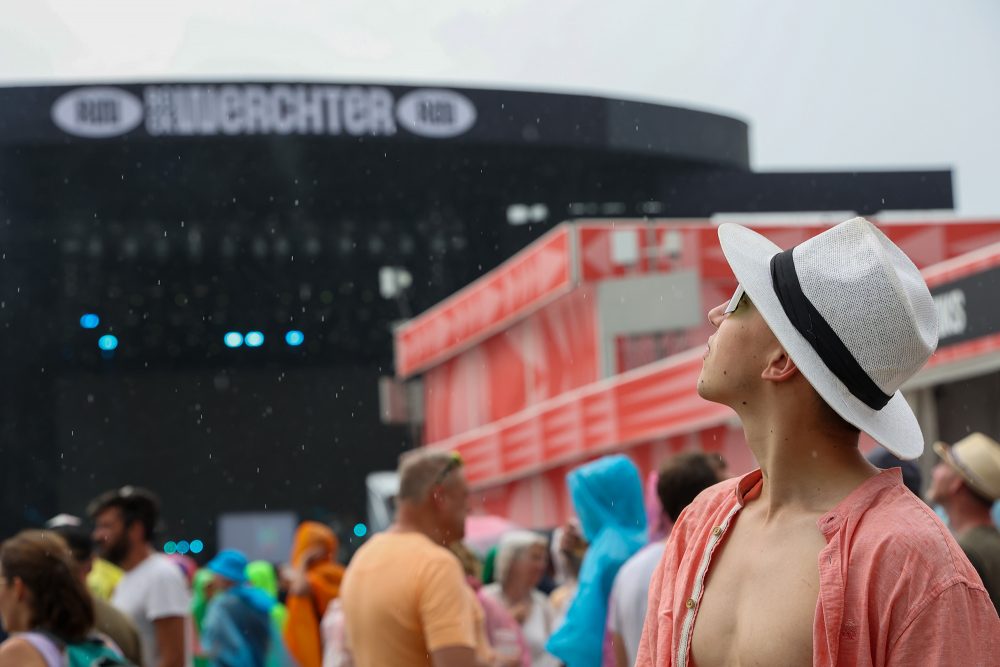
[176,540,190,555]
[353,523,368,538]
[80,314,100,329]
[285,330,304,346]
[98,335,118,351]
[190,539,204,554]
[224,332,244,348]
[245,331,265,347]
[163,541,177,554]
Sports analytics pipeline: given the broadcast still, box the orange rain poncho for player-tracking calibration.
[283,521,345,667]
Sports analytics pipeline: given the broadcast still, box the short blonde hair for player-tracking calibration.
[397,449,462,502]
[495,530,548,584]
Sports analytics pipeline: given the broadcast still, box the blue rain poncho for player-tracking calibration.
[546,455,646,667]
[202,586,294,667]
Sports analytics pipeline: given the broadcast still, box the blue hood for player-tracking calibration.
[547,455,646,667]
[568,454,647,543]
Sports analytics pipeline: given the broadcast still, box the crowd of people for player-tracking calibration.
[0,444,728,667]
[2,218,1000,666]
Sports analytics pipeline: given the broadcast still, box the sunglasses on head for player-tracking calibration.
[433,451,464,486]
[724,284,746,315]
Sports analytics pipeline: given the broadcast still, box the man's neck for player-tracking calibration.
[120,543,154,572]
[393,506,446,546]
[741,407,876,520]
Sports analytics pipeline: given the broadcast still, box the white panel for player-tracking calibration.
[610,229,640,266]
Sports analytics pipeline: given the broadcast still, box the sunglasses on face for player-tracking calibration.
[724,284,746,315]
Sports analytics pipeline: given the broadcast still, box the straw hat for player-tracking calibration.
[718,217,938,459]
[933,433,1000,502]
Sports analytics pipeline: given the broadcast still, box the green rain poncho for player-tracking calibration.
[192,569,215,667]
[246,561,290,637]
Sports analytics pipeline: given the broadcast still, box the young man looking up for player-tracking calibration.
[90,487,192,667]
[636,218,1000,666]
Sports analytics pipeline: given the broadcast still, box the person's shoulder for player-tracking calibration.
[959,525,1000,553]
[351,532,454,572]
[211,589,250,616]
[481,582,501,598]
[144,554,187,584]
[0,637,48,667]
[94,595,135,626]
[387,532,453,559]
[141,553,175,572]
[616,540,663,580]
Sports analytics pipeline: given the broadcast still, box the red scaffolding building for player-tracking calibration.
[394,218,1000,528]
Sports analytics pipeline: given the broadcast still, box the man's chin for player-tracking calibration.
[696,377,716,401]
[99,546,128,567]
[697,378,732,408]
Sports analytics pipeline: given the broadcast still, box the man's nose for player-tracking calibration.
[708,301,727,328]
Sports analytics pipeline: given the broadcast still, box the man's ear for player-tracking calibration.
[761,346,799,383]
[12,576,28,602]
[128,520,145,545]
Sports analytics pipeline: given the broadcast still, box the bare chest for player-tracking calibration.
[689,511,826,667]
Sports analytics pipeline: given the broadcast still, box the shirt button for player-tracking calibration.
[712,526,723,536]
[685,598,695,609]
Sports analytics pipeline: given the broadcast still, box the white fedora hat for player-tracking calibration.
[933,433,1000,502]
[718,217,938,460]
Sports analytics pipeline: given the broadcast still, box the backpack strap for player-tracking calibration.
[17,632,65,667]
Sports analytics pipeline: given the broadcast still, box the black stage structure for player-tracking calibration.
[0,82,953,551]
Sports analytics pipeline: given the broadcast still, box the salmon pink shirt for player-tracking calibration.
[636,468,1000,666]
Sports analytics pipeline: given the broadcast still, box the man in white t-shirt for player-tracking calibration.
[607,453,721,667]
[90,486,192,667]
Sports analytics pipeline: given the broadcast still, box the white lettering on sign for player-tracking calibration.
[143,84,398,137]
[53,85,479,140]
[934,289,967,338]
[396,89,477,138]
[51,87,144,138]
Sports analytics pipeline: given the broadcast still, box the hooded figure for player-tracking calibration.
[545,455,646,667]
[283,522,345,667]
[203,550,279,667]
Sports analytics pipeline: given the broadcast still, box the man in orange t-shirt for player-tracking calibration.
[636,219,1000,666]
[341,449,502,667]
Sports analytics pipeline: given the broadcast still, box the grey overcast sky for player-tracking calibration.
[2,0,997,215]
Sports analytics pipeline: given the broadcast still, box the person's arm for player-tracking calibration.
[420,557,481,667]
[635,536,671,667]
[612,632,629,667]
[152,616,186,667]
[431,645,487,667]
[146,562,193,667]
